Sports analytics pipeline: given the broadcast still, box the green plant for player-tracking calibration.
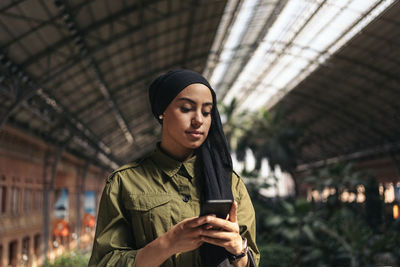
[236,107,303,195]
[43,250,89,267]
[258,242,294,267]
[219,98,251,150]
[251,162,400,267]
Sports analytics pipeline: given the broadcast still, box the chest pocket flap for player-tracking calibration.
[125,194,171,211]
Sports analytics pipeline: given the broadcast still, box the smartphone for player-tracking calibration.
[201,199,233,219]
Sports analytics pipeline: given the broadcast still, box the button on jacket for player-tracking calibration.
[89,147,260,266]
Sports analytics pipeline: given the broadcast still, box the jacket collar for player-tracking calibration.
[151,144,196,178]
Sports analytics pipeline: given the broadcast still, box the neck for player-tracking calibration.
[159,141,194,162]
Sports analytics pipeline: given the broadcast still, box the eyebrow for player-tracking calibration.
[176,97,213,107]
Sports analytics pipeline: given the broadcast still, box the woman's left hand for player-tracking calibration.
[199,201,244,255]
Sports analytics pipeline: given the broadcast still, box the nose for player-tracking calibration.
[191,110,203,127]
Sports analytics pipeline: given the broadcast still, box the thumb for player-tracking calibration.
[228,201,238,223]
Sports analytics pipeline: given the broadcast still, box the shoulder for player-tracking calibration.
[231,170,242,187]
[106,154,153,184]
[231,170,251,199]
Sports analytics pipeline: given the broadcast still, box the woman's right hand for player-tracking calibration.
[136,215,214,267]
[163,215,214,255]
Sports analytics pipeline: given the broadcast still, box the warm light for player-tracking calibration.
[53,219,69,237]
[49,251,55,262]
[394,204,399,220]
[384,183,395,203]
[356,185,366,203]
[83,213,96,227]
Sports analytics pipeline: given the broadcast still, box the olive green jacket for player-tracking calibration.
[89,147,260,266]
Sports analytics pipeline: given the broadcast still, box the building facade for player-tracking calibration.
[0,126,107,267]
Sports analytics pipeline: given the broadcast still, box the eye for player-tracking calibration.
[203,109,211,117]
[180,106,191,113]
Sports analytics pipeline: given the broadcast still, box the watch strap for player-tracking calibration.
[227,237,248,263]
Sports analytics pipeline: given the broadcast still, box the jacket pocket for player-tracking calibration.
[124,194,172,248]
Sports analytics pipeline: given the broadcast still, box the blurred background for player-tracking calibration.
[0,0,399,266]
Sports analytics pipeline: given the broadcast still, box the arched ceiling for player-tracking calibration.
[1,0,399,172]
[277,1,400,169]
[0,0,229,169]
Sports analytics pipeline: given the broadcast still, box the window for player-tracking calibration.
[8,240,18,267]
[0,244,3,267]
[24,189,31,212]
[0,185,7,215]
[34,190,42,211]
[34,234,41,257]
[22,237,30,263]
[10,187,19,215]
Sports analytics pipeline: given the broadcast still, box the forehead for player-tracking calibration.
[175,83,213,103]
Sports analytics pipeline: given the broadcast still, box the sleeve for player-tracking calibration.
[88,173,138,267]
[234,173,260,267]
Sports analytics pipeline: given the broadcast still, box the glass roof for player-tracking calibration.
[206,0,395,112]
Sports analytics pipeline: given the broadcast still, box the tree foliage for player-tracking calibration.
[254,163,400,267]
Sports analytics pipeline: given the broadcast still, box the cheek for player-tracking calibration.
[204,118,212,135]
[165,109,186,127]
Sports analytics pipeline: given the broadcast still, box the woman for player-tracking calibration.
[89,70,259,267]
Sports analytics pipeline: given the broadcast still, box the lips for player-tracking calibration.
[185,130,204,139]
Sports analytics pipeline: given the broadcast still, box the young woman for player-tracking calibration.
[89,70,259,267]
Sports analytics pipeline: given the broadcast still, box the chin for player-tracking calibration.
[185,140,204,149]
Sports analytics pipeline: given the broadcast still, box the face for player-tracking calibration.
[160,83,213,160]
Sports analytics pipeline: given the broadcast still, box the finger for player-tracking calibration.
[228,201,238,223]
[203,224,213,230]
[204,217,238,232]
[186,215,216,228]
[201,229,236,241]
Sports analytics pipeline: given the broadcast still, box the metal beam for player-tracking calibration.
[43,22,217,93]
[7,0,211,133]
[5,114,114,171]
[0,52,119,168]
[53,0,135,145]
[235,0,329,108]
[288,90,394,148]
[246,0,391,110]
[181,0,197,68]
[0,10,66,50]
[296,141,400,171]
[281,58,400,138]
[390,153,400,179]
[0,0,24,13]
[217,0,288,98]
[0,52,41,128]
[101,112,156,146]
[21,0,169,69]
[38,6,222,88]
[137,0,152,87]
[203,0,243,77]
[62,52,210,126]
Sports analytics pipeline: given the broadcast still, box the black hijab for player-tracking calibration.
[149,69,234,266]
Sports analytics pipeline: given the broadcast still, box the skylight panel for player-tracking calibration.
[212,0,395,112]
[209,0,259,87]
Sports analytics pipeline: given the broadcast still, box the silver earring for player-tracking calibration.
[159,114,164,120]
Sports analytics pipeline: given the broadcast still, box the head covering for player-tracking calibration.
[149,69,234,266]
